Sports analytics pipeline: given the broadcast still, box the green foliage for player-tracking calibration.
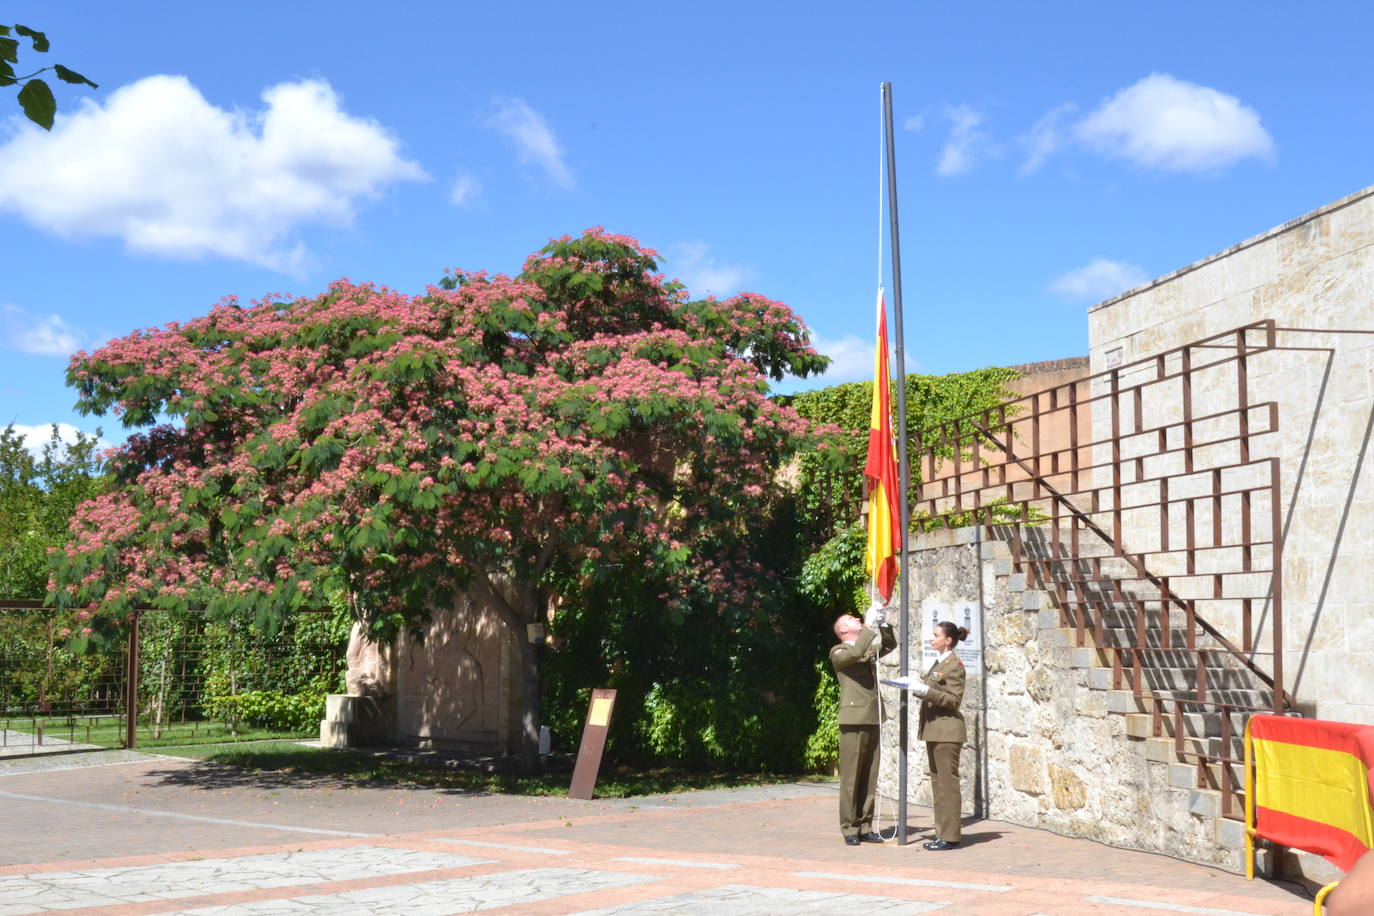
[636,680,808,772]
[205,690,325,733]
[0,607,121,715]
[198,604,350,731]
[1,24,97,130]
[0,424,108,600]
[785,366,1021,535]
[781,366,1022,769]
[802,658,839,771]
[796,522,868,615]
[541,484,829,773]
[134,603,347,738]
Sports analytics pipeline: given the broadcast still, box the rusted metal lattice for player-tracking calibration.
[911,320,1309,818]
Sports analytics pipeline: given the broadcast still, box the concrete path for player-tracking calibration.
[0,751,1314,915]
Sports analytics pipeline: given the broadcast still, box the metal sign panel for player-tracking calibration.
[569,687,617,800]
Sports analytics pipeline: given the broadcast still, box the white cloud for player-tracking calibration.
[1020,102,1078,175]
[936,104,992,177]
[665,241,750,297]
[484,97,574,190]
[8,423,107,459]
[450,173,482,207]
[808,331,876,384]
[0,76,426,273]
[904,104,996,176]
[1050,259,1151,303]
[1,304,84,356]
[1076,73,1274,172]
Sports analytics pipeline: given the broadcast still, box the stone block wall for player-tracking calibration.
[338,594,524,754]
[393,594,522,753]
[877,527,1243,870]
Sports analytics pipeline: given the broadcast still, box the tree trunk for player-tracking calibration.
[470,565,544,775]
[517,634,541,774]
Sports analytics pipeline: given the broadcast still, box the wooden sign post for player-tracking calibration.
[568,688,616,800]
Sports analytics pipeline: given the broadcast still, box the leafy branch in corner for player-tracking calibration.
[1,24,97,130]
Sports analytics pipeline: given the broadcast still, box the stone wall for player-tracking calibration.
[332,594,524,754]
[1087,184,1374,723]
[877,527,1241,869]
[393,594,522,752]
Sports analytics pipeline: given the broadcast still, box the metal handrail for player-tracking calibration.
[912,321,1296,727]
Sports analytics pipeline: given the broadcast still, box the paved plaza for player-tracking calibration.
[0,750,1314,915]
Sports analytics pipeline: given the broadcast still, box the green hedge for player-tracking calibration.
[206,690,325,732]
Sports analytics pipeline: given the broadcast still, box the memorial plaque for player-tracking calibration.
[920,599,981,673]
[569,688,617,800]
[951,600,983,675]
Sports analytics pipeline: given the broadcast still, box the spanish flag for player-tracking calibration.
[864,290,902,602]
[1247,714,1374,873]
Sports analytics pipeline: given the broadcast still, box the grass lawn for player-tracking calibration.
[152,739,826,798]
[1,715,313,749]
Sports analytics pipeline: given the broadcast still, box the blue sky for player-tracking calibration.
[3,1,1372,452]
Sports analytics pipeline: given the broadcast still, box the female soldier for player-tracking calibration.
[910,620,967,850]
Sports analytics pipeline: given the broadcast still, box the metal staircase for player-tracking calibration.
[913,321,1299,824]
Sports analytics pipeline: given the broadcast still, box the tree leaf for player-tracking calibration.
[53,64,97,88]
[0,36,17,64]
[17,78,55,130]
[0,60,15,86]
[14,25,49,53]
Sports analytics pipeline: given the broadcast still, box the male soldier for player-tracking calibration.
[830,606,896,845]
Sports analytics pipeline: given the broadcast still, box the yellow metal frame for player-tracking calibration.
[1245,717,1256,880]
[1314,880,1339,914]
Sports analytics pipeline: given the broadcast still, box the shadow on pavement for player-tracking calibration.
[954,829,1004,847]
[139,757,497,796]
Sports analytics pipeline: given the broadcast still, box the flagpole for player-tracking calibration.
[880,81,913,847]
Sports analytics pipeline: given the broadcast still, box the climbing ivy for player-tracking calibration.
[784,366,1022,538]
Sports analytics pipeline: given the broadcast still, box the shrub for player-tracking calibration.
[206,690,324,732]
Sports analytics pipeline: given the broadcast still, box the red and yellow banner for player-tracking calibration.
[1247,714,1374,874]
[864,290,901,602]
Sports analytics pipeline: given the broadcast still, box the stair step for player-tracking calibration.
[1125,710,1230,739]
[1070,646,1110,668]
[1168,762,1199,789]
[1104,689,1150,714]
[1133,666,1264,692]
[1141,736,1178,763]
[1079,657,1264,695]
[1072,646,1261,677]
[1215,816,1249,851]
[1137,686,1272,707]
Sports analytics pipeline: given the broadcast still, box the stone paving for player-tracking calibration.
[0,750,1317,915]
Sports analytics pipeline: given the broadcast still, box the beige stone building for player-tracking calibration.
[1088,185,1374,724]
[883,182,1374,879]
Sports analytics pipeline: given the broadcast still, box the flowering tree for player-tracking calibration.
[52,229,832,767]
